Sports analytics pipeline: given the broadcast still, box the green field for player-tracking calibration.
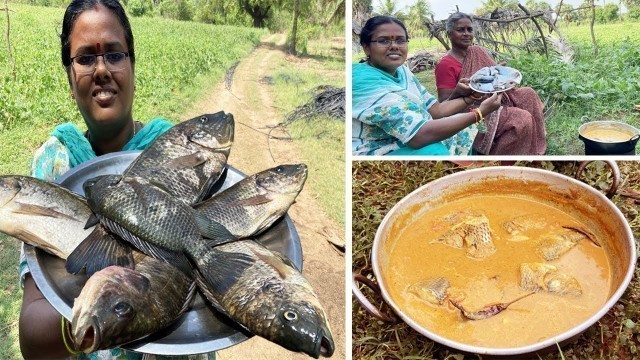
[0,4,343,358]
[404,22,640,155]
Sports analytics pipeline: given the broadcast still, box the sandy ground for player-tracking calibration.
[182,33,346,360]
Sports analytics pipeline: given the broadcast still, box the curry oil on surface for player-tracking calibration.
[352,161,640,359]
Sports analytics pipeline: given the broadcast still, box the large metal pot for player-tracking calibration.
[578,121,640,155]
[353,163,636,356]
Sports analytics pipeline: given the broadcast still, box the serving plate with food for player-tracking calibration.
[469,66,522,94]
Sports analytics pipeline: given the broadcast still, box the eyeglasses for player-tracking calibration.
[370,39,409,47]
[70,52,130,75]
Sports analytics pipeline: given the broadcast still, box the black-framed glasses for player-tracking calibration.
[370,39,409,47]
[70,52,130,75]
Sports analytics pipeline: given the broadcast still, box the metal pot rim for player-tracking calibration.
[371,166,636,355]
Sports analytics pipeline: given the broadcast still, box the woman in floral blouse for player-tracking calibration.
[352,15,501,156]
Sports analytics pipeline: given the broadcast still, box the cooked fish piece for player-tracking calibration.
[519,263,582,296]
[435,215,496,258]
[502,215,547,236]
[545,272,582,296]
[536,226,598,261]
[520,263,556,292]
[408,277,450,305]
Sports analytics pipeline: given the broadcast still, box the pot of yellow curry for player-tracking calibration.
[353,162,636,355]
[578,121,640,155]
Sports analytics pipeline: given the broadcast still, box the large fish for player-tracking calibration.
[124,112,234,205]
[0,175,98,259]
[78,174,253,284]
[0,176,197,351]
[195,239,334,358]
[71,251,197,353]
[194,164,307,238]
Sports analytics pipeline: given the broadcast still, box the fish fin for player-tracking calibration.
[66,225,135,275]
[194,213,237,245]
[13,229,65,259]
[161,152,207,169]
[196,249,255,294]
[226,194,273,207]
[178,281,198,316]
[12,201,78,222]
[194,272,229,314]
[99,216,194,277]
[83,213,100,229]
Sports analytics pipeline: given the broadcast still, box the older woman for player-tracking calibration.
[353,15,502,156]
[435,12,547,155]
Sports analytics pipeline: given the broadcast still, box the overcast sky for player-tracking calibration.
[392,0,600,20]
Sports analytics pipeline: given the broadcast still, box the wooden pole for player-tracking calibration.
[590,0,598,56]
[518,4,548,58]
[4,0,15,81]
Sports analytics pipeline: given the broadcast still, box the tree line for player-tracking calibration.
[15,0,345,54]
[356,0,640,31]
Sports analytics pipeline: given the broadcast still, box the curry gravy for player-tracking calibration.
[382,195,610,348]
[582,128,634,142]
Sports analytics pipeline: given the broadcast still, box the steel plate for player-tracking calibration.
[469,65,522,94]
[24,150,303,355]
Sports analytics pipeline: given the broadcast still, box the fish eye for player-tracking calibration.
[199,116,207,123]
[114,302,132,317]
[283,310,298,321]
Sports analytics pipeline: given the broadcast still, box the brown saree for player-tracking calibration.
[462,46,547,155]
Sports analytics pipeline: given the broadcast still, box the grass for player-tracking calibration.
[0,234,22,359]
[269,34,345,225]
[352,161,640,359]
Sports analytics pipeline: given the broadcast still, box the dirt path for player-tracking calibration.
[183,34,346,360]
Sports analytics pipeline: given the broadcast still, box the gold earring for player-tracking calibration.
[71,92,75,99]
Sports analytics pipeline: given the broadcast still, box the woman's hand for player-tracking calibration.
[454,78,473,97]
[478,92,502,116]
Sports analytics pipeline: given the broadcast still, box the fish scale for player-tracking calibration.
[195,239,334,358]
[91,176,203,253]
[72,253,197,353]
[0,176,94,259]
[124,112,234,206]
[194,164,307,238]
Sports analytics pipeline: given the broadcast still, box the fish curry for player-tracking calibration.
[381,193,610,348]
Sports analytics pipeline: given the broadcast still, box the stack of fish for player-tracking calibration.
[0,112,334,358]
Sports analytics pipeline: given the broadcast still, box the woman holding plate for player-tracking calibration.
[435,12,547,155]
[353,16,502,156]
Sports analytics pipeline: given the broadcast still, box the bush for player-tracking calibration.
[127,0,153,17]
[595,4,619,23]
[156,0,194,21]
[628,6,640,21]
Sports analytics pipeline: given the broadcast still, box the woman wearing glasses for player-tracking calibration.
[434,12,546,155]
[352,15,502,156]
[17,0,184,359]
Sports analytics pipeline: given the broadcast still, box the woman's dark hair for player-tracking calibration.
[446,12,473,35]
[61,0,135,68]
[359,15,408,47]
